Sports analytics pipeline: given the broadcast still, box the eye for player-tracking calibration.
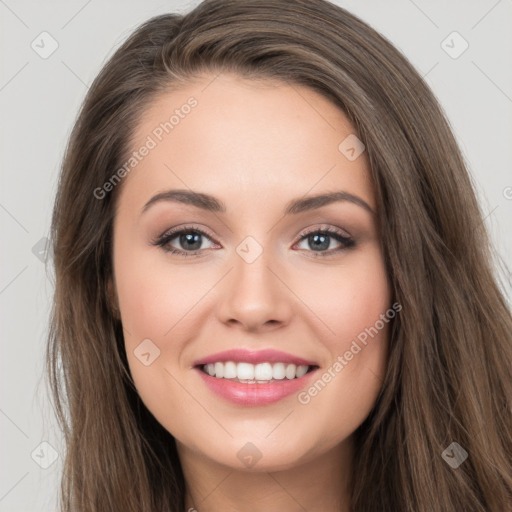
[152,225,355,257]
[152,225,218,256]
[294,226,355,257]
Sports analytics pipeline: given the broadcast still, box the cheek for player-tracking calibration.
[297,246,391,411]
[113,244,190,409]
[114,239,201,340]
[298,245,391,350]
[112,235,184,407]
[115,258,168,338]
[113,242,218,395]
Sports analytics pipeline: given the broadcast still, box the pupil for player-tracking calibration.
[310,234,329,251]
[180,233,201,250]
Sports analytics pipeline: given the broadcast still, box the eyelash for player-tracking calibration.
[152,224,356,258]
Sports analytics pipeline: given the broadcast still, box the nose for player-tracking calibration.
[215,244,293,333]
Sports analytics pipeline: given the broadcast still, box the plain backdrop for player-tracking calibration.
[1,0,511,510]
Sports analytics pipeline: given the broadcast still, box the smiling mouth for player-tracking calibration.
[196,361,319,384]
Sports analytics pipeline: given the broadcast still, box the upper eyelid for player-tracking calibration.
[158,225,217,243]
[158,224,352,240]
[300,225,352,239]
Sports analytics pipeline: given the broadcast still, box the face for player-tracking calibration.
[111,72,392,472]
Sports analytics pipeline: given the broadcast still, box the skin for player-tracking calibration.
[110,72,392,512]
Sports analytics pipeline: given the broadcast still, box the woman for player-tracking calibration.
[46,0,512,510]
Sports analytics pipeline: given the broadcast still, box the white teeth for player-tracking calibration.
[285,364,296,379]
[223,361,237,379]
[214,362,224,378]
[254,362,273,380]
[295,364,308,378]
[237,362,254,380]
[202,361,311,381]
[272,362,286,380]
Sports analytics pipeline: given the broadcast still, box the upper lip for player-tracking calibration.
[193,349,317,367]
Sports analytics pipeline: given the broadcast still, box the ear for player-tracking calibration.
[107,277,120,319]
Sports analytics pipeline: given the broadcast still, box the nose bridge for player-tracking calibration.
[235,235,273,288]
[215,232,292,330]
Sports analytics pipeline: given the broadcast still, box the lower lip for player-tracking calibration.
[195,367,318,406]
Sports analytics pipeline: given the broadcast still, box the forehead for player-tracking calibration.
[118,72,375,215]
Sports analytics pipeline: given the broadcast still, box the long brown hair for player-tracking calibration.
[46,0,512,510]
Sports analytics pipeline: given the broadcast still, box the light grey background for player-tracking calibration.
[1,0,511,510]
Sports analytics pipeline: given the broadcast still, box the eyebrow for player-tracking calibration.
[141,189,375,216]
